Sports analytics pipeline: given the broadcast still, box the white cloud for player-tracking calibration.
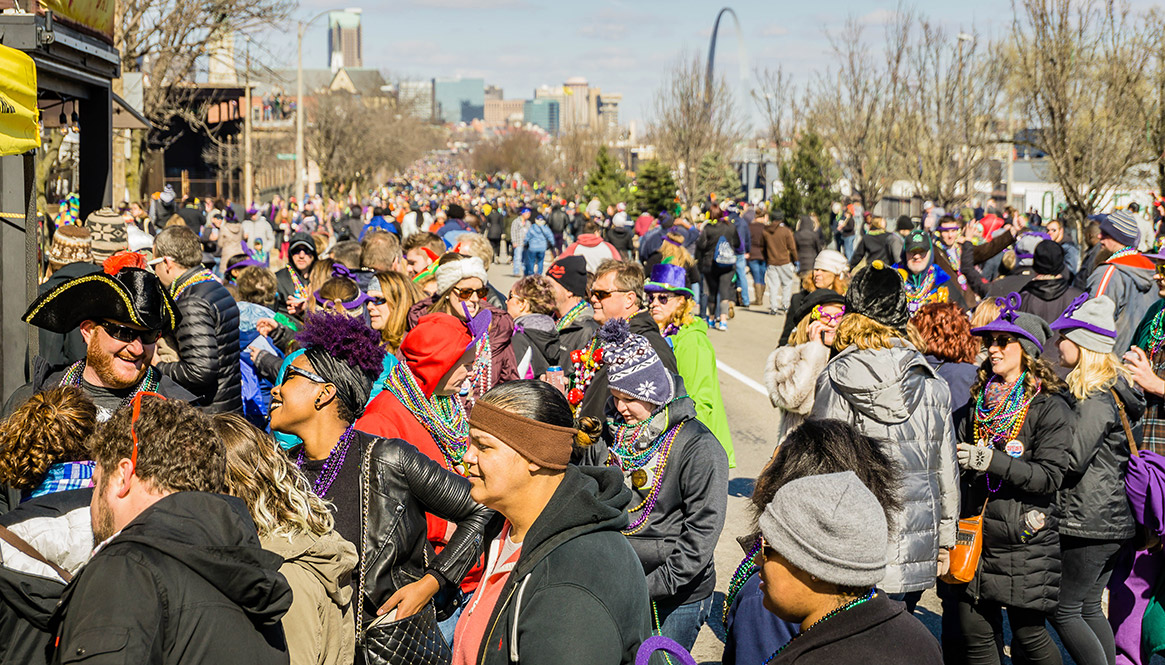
[759,24,790,37]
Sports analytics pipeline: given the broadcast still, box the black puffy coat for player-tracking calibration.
[157,268,242,413]
[958,389,1075,614]
[1058,377,1142,541]
[696,221,741,274]
[359,433,494,624]
[511,315,562,379]
[47,492,291,665]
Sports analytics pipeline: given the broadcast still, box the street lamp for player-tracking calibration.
[296,7,361,206]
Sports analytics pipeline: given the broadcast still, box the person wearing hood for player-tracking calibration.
[645,263,734,466]
[588,319,729,661]
[217,414,357,665]
[1048,295,1141,665]
[958,294,1074,665]
[506,276,563,379]
[810,261,959,614]
[47,396,293,665]
[897,229,965,314]
[1017,240,1085,372]
[756,471,942,665]
[546,256,598,372]
[561,221,622,272]
[766,289,845,447]
[1088,210,1157,353]
[453,380,650,665]
[275,232,317,316]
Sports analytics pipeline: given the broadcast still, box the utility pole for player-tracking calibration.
[244,41,253,207]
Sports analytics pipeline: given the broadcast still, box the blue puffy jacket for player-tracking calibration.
[524,222,555,253]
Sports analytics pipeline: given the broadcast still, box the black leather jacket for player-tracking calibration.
[359,433,496,623]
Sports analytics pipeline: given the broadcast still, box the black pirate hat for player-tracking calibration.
[23,267,178,334]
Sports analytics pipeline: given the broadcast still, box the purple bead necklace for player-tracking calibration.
[297,425,356,497]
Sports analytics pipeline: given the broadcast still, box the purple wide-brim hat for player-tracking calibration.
[644,263,694,298]
[1049,293,1117,337]
[969,292,1048,354]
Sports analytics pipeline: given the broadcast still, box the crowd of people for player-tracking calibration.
[3,167,1165,665]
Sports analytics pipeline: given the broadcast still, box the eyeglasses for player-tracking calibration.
[367,296,388,306]
[99,320,162,345]
[129,391,165,475]
[982,333,1019,349]
[281,364,328,386]
[812,305,845,324]
[452,286,490,300]
[591,289,629,302]
[648,293,677,305]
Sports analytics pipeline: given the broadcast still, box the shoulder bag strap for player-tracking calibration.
[0,524,72,582]
[1111,388,1139,457]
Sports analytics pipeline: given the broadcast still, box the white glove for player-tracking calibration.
[956,442,993,471]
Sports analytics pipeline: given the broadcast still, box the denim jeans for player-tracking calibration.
[747,259,767,287]
[840,234,856,261]
[523,249,544,276]
[650,596,714,665]
[734,254,751,305]
[511,244,523,276]
[1052,536,1122,665]
[436,588,472,645]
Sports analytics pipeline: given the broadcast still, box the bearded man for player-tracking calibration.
[5,259,195,424]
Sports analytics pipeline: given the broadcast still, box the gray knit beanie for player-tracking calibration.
[1050,294,1117,354]
[758,471,887,587]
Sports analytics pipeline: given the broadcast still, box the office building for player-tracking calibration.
[484,85,503,102]
[524,98,560,135]
[596,91,621,130]
[484,99,525,127]
[399,80,435,121]
[433,77,485,124]
[328,11,362,71]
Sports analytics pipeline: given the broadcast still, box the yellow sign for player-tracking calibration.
[39,0,115,41]
[0,44,40,157]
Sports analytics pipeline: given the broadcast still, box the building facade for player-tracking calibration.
[328,11,362,71]
[524,98,560,135]
[484,98,524,127]
[433,77,485,124]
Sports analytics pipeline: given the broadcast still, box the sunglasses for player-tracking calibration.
[648,292,679,305]
[367,296,388,307]
[281,364,328,386]
[591,289,629,302]
[129,391,165,475]
[452,286,490,300]
[99,320,162,345]
[982,333,1019,349]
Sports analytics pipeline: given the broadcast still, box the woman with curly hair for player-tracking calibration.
[811,262,958,614]
[505,275,563,379]
[957,292,1074,665]
[0,386,97,499]
[644,263,734,464]
[269,311,492,636]
[216,413,357,665]
[912,302,980,418]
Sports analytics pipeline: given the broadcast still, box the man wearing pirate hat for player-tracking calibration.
[4,260,195,424]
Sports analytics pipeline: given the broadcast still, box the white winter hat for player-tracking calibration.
[814,250,849,276]
[436,256,489,295]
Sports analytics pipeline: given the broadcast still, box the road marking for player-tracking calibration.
[716,360,767,396]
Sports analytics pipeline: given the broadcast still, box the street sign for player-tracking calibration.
[277,153,297,161]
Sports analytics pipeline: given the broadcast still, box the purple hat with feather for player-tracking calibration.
[970,292,1053,358]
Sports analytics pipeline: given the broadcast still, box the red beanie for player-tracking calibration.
[401,312,473,396]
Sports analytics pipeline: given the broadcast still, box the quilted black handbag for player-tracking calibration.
[358,446,452,665]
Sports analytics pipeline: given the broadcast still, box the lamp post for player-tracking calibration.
[296,7,361,206]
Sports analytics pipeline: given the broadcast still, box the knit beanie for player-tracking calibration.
[47,224,92,266]
[435,256,489,295]
[598,318,675,406]
[1050,294,1117,354]
[1099,210,1140,248]
[1032,240,1065,276]
[87,207,128,263]
[759,471,887,587]
[845,261,909,330]
[547,255,588,298]
[896,215,914,232]
[813,250,848,276]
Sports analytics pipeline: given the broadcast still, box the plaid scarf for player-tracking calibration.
[26,461,96,501]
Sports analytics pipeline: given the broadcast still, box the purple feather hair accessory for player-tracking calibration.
[295,311,386,376]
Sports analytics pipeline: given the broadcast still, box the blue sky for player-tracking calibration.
[259,0,1157,129]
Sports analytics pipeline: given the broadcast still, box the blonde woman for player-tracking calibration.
[367,271,422,401]
[214,413,358,665]
[645,230,703,310]
[780,250,850,346]
[1050,294,1140,665]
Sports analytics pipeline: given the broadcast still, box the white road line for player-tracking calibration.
[716,360,768,396]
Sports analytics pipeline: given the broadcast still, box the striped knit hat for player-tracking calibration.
[1099,210,1140,248]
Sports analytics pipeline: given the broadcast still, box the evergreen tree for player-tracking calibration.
[692,152,741,203]
[632,159,678,216]
[774,131,837,223]
[584,146,630,208]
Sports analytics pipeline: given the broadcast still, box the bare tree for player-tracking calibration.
[1139,8,1165,197]
[1006,0,1152,221]
[808,12,910,212]
[470,129,551,182]
[897,21,1003,208]
[752,64,802,148]
[545,126,616,199]
[648,52,745,202]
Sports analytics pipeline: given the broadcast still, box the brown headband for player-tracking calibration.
[468,400,576,470]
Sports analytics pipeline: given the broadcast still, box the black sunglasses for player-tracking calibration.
[452,286,490,300]
[591,289,629,302]
[99,320,162,345]
[648,292,677,305]
[281,364,328,386]
[982,334,1019,349]
[367,296,388,306]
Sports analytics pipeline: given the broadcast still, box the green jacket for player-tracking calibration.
[671,318,735,467]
